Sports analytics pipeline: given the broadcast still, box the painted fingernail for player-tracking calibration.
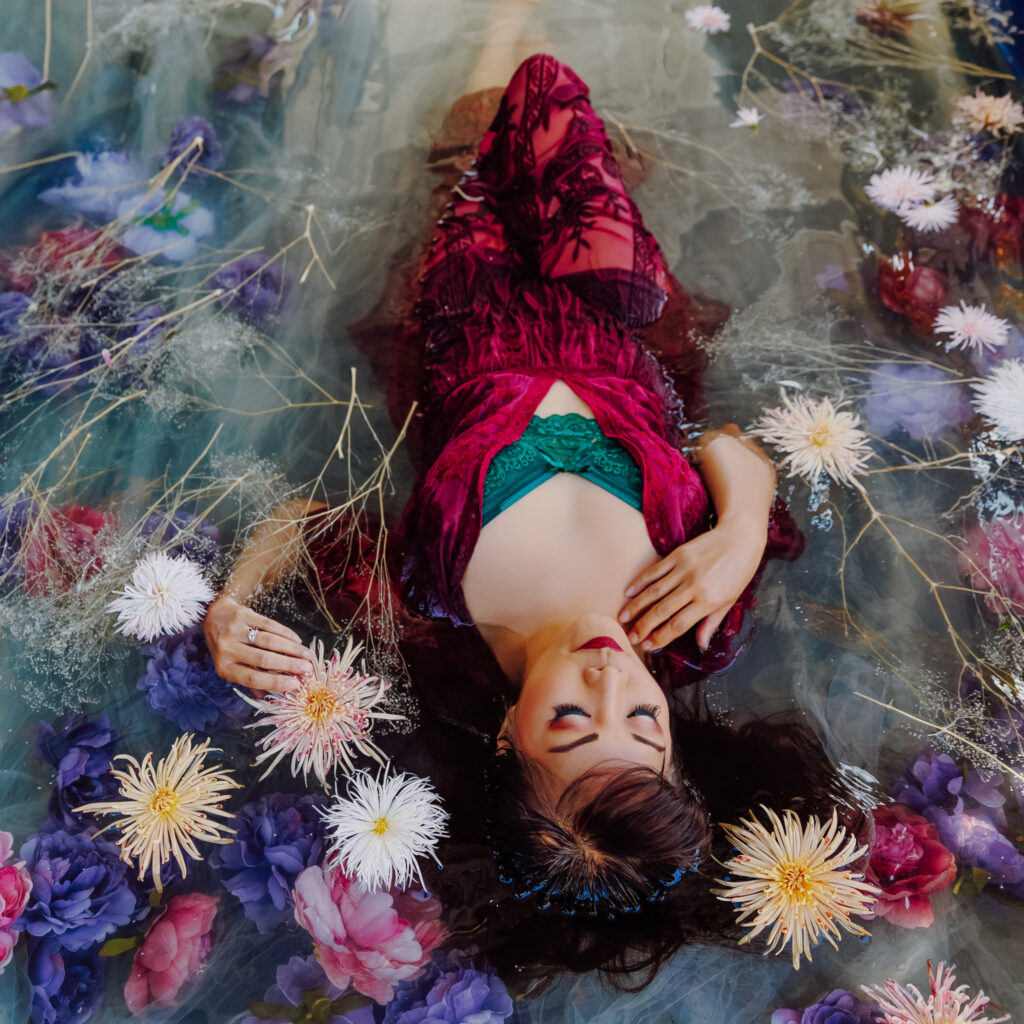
[619,610,630,622]
[624,585,636,597]
[641,640,653,652]
[629,632,639,644]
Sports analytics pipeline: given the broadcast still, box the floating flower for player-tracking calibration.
[864,804,955,929]
[954,88,1024,139]
[214,792,326,933]
[383,952,513,1024]
[0,52,54,135]
[714,807,880,970]
[124,892,219,1012]
[118,189,215,263]
[322,767,449,892]
[239,954,373,1024]
[138,627,248,732]
[972,359,1024,441]
[862,961,1009,1024]
[242,637,403,789]
[39,151,143,220]
[28,938,104,1024]
[0,227,124,294]
[22,505,118,598]
[730,106,762,129]
[162,115,224,173]
[862,363,971,441]
[877,253,948,336]
[753,391,874,487]
[855,0,917,36]
[140,508,220,565]
[0,831,31,971]
[74,733,241,892]
[865,166,935,213]
[0,494,37,581]
[292,863,447,1004]
[772,989,882,1024]
[106,550,215,642]
[211,252,289,325]
[684,4,730,32]
[900,195,958,233]
[933,301,1010,353]
[18,829,137,950]
[958,514,1024,618]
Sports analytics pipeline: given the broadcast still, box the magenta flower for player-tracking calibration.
[958,514,1024,618]
[0,830,31,971]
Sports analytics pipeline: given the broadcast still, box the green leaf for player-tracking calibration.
[327,994,373,1016]
[98,936,140,957]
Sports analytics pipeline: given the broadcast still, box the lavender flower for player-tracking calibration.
[18,830,137,950]
[214,792,326,932]
[28,938,104,1024]
[240,955,373,1024]
[140,508,220,565]
[892,750,967,817]
[972,323,1024,376]
[102,302,170,386]
[0,52,54,134]
[383,955,513,1024]
[862,363,971,440]
[0,494,37,580]
[798,989,882,1024]
[0,290,31,334]
[137,627,247,732]
[39,152,143,220]
[162,115,224,173]
[34,714,120,830]
[212,253,288,325]
[118,190,214,262]
[938,812,1024,893]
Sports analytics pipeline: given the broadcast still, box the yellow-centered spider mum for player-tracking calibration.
[754,391,874,487]
[75,733,241,892]
[713,806,880,970]
[240,636,404,790]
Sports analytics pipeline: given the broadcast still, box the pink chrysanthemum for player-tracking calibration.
[900,194,958,232]
[953,88,1024,138]
[685,4,731,33]
[865,165,936,213]
[862,960,1009,1024]
[933,301,1010,352]
[241,637,403,790]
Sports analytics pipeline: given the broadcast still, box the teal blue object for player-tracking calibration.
[482,414,643,526]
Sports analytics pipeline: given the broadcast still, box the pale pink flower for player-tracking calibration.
[958,514,1024,618]
[865,165,936,213]
[862,960,1009,1023]
[685,4,731,33]
[954,88,1024,138]
[124,893,219,1011]
[0,830,31,972]
[972,359,1024,441]
[730,106,763,128]
[293,863,446,1005]
[900,194,958,232]
[932,301,1010,352]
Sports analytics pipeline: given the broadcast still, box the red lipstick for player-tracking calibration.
[575,636,622,652]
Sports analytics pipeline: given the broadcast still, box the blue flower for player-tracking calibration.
[39,152,144,220]
[0,290,31,334]
[0,493,38,580]
[140,508,220,565]
[18,830,138,951]
[118,189,214,262]
[137,627,247,733]
[0,52,54,134]
[240,955,374,1024]
[162,115,224,173]
[862,362,971,440]
[799,989,882,1024]
[214,793,326,932]
[212,253,289,325]
[383,955,513,1024]
[34,714,120,830]
[28,937,104,1024]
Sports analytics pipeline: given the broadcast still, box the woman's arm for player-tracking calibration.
[618,426,776,651]
[203,498,327,692]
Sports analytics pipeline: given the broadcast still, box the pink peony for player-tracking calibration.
[0,830,31,972]
[865,804,956,928]
[124,893,218,1012]
[293,864,447,1005]
[959,514,1024,618]
[22,505,118,597]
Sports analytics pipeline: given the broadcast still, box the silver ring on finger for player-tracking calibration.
[247,626,258,644]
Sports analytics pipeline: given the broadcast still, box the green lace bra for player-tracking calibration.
[481,413,644,527]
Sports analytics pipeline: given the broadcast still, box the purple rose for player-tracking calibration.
[212,253,288,325]
[383,954,513,1024]
[240,955,373,1024]
[140,508,220,565]
[800,989,882,1024]
[34,714,120,830]
[892,751,965,816]
[28,937,104,1024]
[0,52,54,134]
[214,792,326,932]
[137,627,247,733]
[862,362,971,440]
[162,115,224,173]
[18,830,137,950]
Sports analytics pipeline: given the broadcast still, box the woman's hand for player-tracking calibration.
[204,594,314,693]
[618,515,767,652]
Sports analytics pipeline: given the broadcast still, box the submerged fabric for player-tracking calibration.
[481,413,644,527]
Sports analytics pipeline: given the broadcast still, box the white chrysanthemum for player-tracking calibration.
[685,4,731,32]
[753,391,874,486]
[714,807,880,970]
[900,194,958,232]
[862,961,1010,1024]
[933,301,1010,352]
[106,551,215,641]
[322,766,449,891]
[954,88,1024,139]
[864,165,936,212]
[730,106,763,128]
[972,359,1024,441]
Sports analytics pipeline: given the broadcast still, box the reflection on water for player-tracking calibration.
[1,0,1023,1021]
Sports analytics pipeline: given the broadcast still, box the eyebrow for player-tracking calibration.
[546,733,666,754]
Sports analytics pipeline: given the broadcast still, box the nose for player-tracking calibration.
[582,661,630,721]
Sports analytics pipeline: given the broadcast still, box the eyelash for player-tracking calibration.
[629,704,660,719]
[552,703,660,720]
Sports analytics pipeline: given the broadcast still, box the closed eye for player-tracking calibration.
[628,704,660,719]
[553,703,589,720]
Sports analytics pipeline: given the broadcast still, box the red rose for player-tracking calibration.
[959,193,1024,271]
[877,253,948,335]
[865,804,956,928]
[22,505,118,597]
[0,228,124,293]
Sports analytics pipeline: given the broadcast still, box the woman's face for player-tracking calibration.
[508,615,672,794]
